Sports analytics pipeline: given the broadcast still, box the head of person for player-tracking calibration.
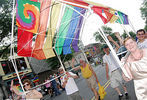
[23,79,32,90]
[102,44,109,54]
[136,29,146,41]
[79,59,86,66]
[58,68,64,74]
[124,37,138,52]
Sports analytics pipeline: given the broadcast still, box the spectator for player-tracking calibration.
[50,75,61,96]
[45,78,53,97]
[136,29,147,49]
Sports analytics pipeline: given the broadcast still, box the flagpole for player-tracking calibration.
[10,0,26,93]
[128,17,136,33]
[53,48,66,72]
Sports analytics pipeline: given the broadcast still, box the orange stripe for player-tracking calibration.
[32,0,51,60]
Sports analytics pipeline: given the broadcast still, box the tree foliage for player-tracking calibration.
[0,0,15,44]
[140,0,147,31]
[93,26,113,43]
[122,31,136,39]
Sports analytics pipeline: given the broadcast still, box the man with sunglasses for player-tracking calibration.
[136,29,147,49]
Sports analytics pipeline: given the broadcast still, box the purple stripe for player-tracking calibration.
[124,14,129,24]
[16,11,35,28]
[72,9,86,52]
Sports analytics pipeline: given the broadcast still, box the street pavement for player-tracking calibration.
[42,65,137,100]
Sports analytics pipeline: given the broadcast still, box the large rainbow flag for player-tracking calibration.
[16,0,129,60]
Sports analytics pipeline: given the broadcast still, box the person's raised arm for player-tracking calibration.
[107,35,120,52]
[10,80,23,96]
[71,58,81,71]
[114,32,124,45]
[66,72,78,79]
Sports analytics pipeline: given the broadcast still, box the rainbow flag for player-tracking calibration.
[33,77,39,83]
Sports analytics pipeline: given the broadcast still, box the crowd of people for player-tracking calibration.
[10,29,147,100]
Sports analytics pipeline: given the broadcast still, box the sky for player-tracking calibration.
[81,0,145,46]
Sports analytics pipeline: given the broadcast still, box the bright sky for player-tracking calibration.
[81,0,145,46]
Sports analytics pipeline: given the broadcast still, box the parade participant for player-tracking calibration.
[136,29,147,49]
[58,68,83,100]
[72,58,100,100]
[54,73,61,90]
[122,37,147,100]
[45,78,53,97]
[103,35,128,99]
[11,79,43,99]
[49,75,61,96]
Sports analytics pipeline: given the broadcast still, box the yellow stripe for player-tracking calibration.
[103,80,110,88]
[104,81,111,90]
[43,1,62,58]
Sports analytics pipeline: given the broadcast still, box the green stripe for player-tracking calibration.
[55,6,74,55]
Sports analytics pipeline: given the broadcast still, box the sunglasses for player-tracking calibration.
[137,33,145,36]
[23,83,30,87]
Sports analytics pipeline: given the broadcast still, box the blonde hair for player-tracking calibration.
[124,37,135,45]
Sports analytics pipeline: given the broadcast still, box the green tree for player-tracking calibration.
[122,31,136,39]
[0,0,17,58]
[0,0,14,44]
[93,26,113,43]
[140,0,147,31]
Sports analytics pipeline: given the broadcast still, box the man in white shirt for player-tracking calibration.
[102,36,128,100]
[58,68,82,100]
[136,29,147,49]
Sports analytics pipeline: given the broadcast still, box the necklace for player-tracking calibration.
[131,49,143,61]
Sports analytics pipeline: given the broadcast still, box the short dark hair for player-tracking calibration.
[101,44,108,49]
[137,29,145,34]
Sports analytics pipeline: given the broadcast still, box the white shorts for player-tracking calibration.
[110,69,125,88]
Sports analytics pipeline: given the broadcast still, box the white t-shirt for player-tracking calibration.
[103,52,120,75]
[137,39,147,49]
[61,72,79,95]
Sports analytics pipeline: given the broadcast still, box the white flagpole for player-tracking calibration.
[10,0,25,93]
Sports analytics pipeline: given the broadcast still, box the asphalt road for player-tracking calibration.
[42,65,137,100]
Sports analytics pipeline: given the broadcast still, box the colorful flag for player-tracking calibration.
[16,0,40,33]
[33,76,39,83]
[116,11,129,24]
